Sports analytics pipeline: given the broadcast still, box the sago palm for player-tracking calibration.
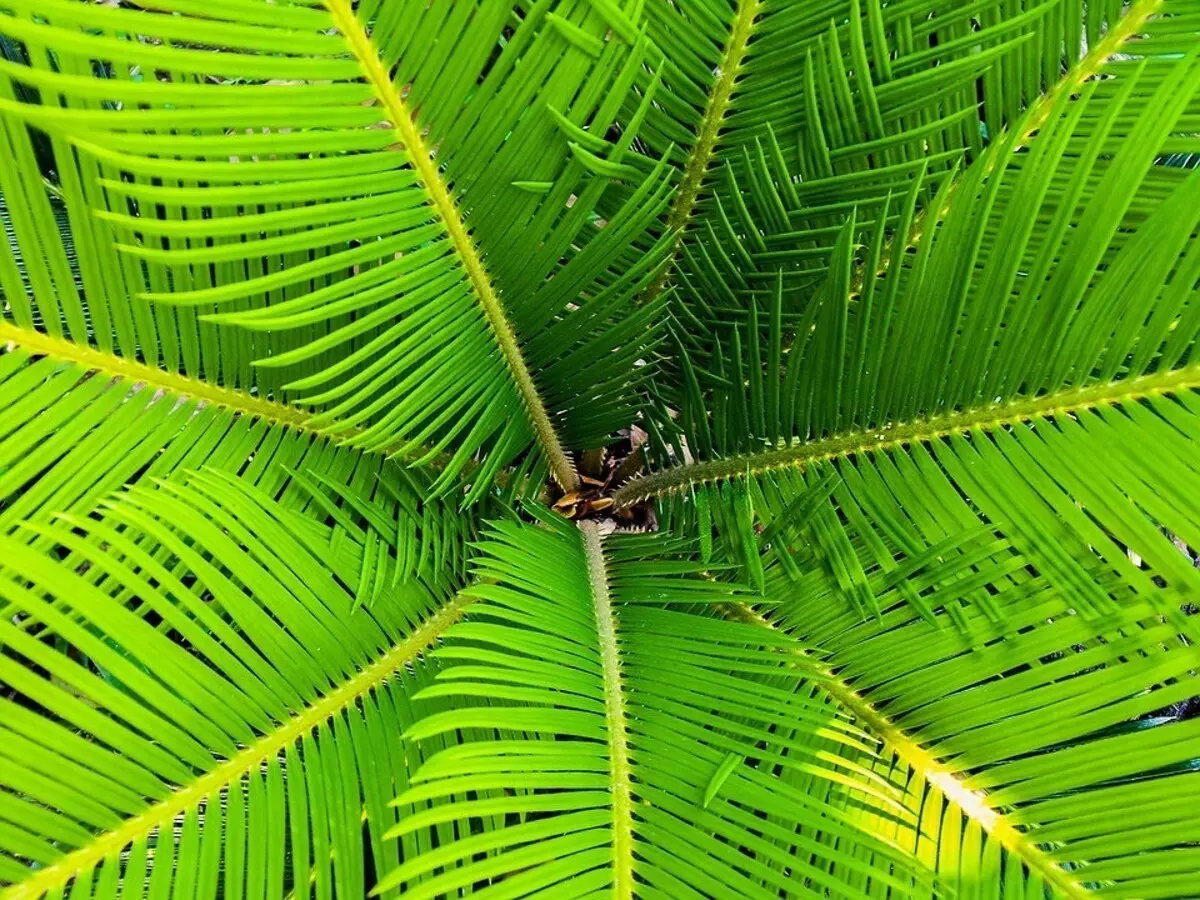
[0,0,1197,897]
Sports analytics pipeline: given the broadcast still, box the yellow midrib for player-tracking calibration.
[579,521,635,896]
[1010,0,1163,148]
[0,322,463,470]
[322,0,579,491]
[613,362,1200,506]
[0,322,314,431]
[642,0,762,303]
[1,593,474,900]
[849,0,1162,296]
[724,604,1090,899]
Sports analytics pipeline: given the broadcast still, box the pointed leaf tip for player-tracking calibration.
[702,753,744,808]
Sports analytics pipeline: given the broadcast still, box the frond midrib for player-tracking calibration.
[579,521,635,895]
[0,322,314,431]
[322,0,579,491]
[614,363,1200,506]
[2,593,475,900]
[724,604,1090,899]
[0,321,458,468]
[642,0,762,303]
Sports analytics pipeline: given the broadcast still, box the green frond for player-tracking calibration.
[625,28,1200,629]
[384,518,940,897]
[0,0,674,494]
[0,339,483,581]
[725,604,1097,898]
[0,472,476,899]
[1,0,1198,895]
[0,324,315,436]
[665,0,1169,328]
[739,548,1200,897]
[592,0,1149,323]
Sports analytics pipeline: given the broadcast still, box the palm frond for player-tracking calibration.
[590,0,1148,324]
[622,25,1200,632]
[383,517,940,897]
[0,338,484,579]
[0,471,477,899]
[1,0,1198,896]
[734,561,1200,896]
[0,0,674,494]
[664,0,1169,330]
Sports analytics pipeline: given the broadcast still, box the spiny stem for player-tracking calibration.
[324,0,579,491]
[579,521,635,896]
[1,593,475,900]
[722,603,1090,900]
[642,0,762,304]
[614,363,1200,507]
[0,322,313,432]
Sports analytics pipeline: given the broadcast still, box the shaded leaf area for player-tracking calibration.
[0,188,79,303]
[628,33,1200,630]
[0,472,482,899]
[386,518,940,898]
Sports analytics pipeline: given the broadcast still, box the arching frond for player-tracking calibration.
[0,472,477,900]
[0,0,674,493]
[735,565,1200,897]
[0,338,483,589]
[598,0,1150,323]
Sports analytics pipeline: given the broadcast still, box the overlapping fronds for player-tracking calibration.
[595,18,1200,889]
[622,22,1200,633]
[0,0,675,494]
[664,0,1172,329]
[0,338,481,589]
[0,0,1197,897]
[748,563,1200,897]
[598,0,1152,324]
[382,517,939,897]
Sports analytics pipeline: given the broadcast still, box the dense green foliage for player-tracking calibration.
[0,0,1197,897]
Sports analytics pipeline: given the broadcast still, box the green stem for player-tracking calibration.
[0,321,461,469]
[642,0,763,303]
[579,521,635,896]
[722,603,1091,900]
[614,363,1200,507]
[0,321,313,432]
[2,593,475,900]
